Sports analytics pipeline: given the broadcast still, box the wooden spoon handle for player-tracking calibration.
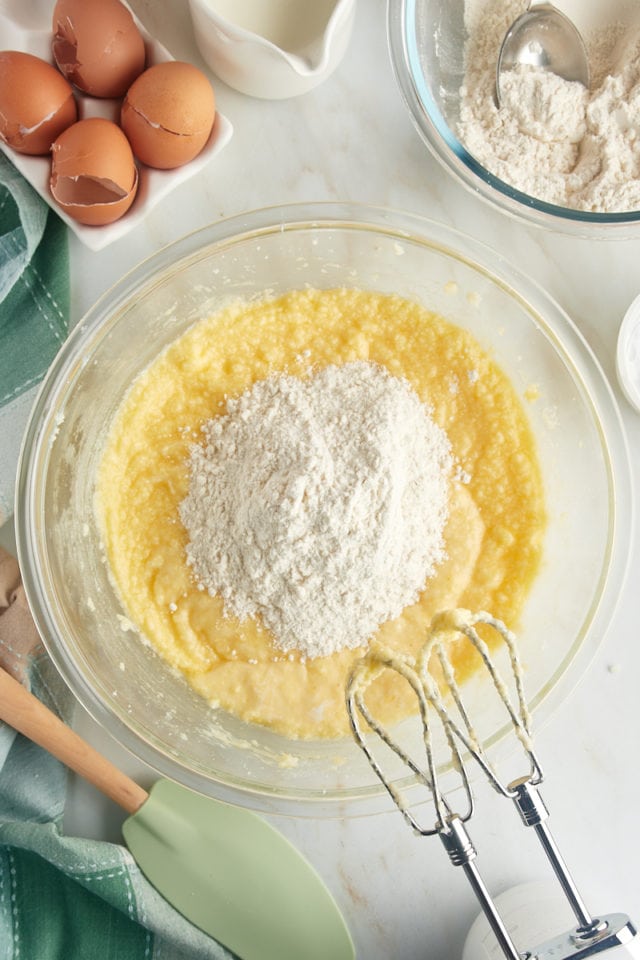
[0,665,148,815]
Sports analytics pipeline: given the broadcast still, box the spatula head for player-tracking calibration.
[123,779,354,960]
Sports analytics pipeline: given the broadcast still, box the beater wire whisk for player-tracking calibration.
[347,636,523,960]
[346,608,638,960]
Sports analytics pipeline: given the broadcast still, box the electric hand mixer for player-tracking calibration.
[346,609,639,960]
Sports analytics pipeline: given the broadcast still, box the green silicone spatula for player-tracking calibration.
[0,665,354,960]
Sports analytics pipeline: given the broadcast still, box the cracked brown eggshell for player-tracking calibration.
[52,0,146,99]
[121,61,216,169]
[50,117,138,225]
[0,51,77,155]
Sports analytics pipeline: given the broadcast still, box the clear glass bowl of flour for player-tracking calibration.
[16,203,633,816]
[389,0,640,237]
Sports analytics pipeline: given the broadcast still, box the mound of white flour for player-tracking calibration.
[458,0,640,212]
[179,361,452,660]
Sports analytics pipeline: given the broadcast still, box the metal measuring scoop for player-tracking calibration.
[496,2,590,106]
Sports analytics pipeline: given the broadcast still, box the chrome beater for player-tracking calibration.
[346,609,638,960]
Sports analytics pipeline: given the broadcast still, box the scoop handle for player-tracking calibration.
[0,664,148,815]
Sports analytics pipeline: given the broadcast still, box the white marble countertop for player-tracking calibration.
[3,1,640,957]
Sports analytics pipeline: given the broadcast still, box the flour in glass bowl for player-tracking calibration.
[179,361,453,661]
[458,0,640,212]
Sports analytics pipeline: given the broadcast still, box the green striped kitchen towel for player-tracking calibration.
[0,153,69,524]
[0,547,233,960]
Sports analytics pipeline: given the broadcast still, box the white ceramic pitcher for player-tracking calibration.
[188,0,357,99]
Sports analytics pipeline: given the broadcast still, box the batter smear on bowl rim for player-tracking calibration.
[96,287,545,739]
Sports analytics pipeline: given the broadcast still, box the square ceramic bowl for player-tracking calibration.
[0,1,232,250]
[16,204,633,815]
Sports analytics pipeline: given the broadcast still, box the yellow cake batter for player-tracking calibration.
[96,288,545,740]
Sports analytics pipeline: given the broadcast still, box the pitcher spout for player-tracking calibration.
[188,0,357,99]
[285,0,357,76]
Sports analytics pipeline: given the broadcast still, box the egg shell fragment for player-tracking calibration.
[0,50,77,155]
[121,61,216,169]
[50,117,138,225]
[52,0,146,98]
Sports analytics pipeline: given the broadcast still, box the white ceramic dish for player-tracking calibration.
[617,295,640,413]
[0,2,233,251]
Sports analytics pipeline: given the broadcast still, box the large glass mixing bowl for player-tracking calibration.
[388,0,640,238]
[16,204,632,816]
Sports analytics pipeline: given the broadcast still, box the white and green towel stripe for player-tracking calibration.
[0,153,69,523]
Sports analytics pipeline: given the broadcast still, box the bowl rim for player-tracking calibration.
[15,201,635,816]
[387,0,640,237]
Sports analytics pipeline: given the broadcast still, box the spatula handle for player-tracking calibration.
[0,665,148,815]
